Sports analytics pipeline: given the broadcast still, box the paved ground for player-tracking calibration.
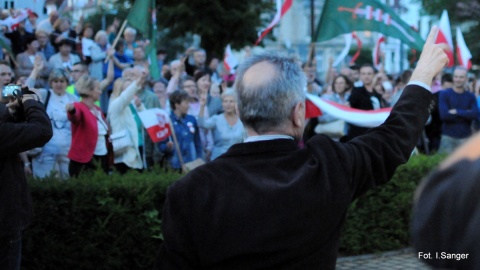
[336,248,431,269]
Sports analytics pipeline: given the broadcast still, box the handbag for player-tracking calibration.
[184,158,205,172]
[27,147,43,157]
[314,119,346,138]
[110,129,132,154]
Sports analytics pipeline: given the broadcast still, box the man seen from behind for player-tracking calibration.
[155,27,449,269]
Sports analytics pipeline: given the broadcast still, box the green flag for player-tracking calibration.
[145,2,160,80]
[126,0,151,35]
[315,0,424,50]
[126,0,160,80]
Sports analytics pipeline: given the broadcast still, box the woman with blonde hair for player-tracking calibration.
[198,88,244,160]
[66,75,110,177]
[107,70,146,174]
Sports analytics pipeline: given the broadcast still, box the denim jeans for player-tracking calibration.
[438,135,467,154]
[0,230,22,270]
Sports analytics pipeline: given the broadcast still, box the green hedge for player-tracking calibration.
[22,155,443,269]
[339,154,445,255]
[23,167,180,270]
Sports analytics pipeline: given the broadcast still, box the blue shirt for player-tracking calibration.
[159,112,203,169]
[198,113,245,160]
[439,88,479,138]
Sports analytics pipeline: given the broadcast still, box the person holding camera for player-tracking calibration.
[0,85,53,270]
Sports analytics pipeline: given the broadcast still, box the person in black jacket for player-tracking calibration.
[413,131,480,270]
[342,64,386,142]
[155,27,448,270]
[0,86,53,270]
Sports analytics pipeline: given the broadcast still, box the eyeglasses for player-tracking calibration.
[183,84,196,88]
[0,72,11,76]
[71,70,83,73]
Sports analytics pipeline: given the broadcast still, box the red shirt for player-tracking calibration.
[67,102,107,163]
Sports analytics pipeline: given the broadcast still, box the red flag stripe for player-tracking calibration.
[456,27,472,70]
[373,35,385,68]
[306,94,392,127]
[350,32,362,64]
[305,99,323,119]
[254,0,293,45]
[435,10,454,67]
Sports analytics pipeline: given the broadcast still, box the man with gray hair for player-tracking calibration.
[155,27,449,269]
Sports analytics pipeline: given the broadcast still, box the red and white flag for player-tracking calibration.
[138,108,172,143]
[350,32,362,65]
[305,94,392,128]
[224,44,238,74]
[456,27,472,70]
[372,34,385,70]
[1,9,31,31]
[435,10,454,67]
[254,0,293,45]
[332,33,353,67]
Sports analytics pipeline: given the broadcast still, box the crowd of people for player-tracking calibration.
[0,9,249,178]
[2,6,480,270]
[1,9,479,180]
[306,58,480,152]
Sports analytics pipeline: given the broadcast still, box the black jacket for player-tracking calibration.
[413,158,480,270]
[345,86,386,141]
[156,85,433,269]
[0,100,53,234]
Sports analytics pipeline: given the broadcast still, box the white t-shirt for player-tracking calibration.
[43,91,79,155]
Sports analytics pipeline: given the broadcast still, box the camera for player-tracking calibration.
[1,85,22,103]
[1,85,39,106]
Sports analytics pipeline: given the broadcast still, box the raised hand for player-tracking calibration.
[133,95,142,107]
[66,103,75,112]
[199,92,207,106]
[33,55,44,71]
[410,26,449,85]
[106,47,115,57]
[135,69,148,88]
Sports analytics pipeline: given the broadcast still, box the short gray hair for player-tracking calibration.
[221,88,235,100]
[94,30,108,43]
[124,27,137,36]
[235,53,306,133]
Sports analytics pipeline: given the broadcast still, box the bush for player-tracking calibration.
[338,154,445,255]
[22,155,444,269]
[22,166,181,270]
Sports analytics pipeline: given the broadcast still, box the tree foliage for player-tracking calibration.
[418,0,480,63]
[155,0,273,58]
[86,0,273,60]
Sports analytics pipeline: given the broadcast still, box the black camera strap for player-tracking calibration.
[44,90,51,109]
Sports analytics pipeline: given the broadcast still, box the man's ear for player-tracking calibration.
[292,101,305,127]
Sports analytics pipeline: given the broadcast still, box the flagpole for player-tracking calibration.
[104,20,128,63]
[307,43,316,65]
[310,0,315,42]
